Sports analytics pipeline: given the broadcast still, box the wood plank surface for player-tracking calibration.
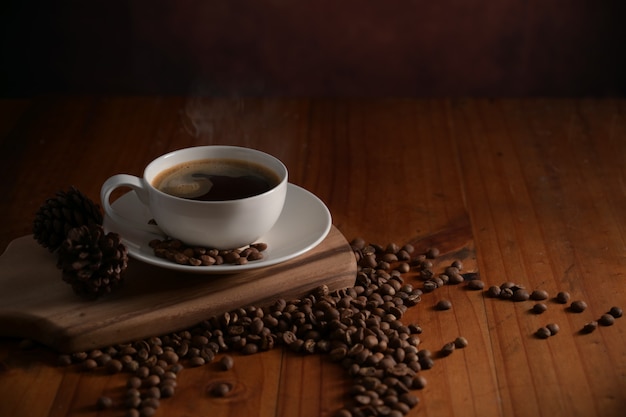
[0,97,625,417]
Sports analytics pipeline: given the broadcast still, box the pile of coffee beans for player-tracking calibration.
[53,239,475,417]
[50,237,623,417]
[148,238,268,266]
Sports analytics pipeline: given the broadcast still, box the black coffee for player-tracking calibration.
[153,158,280,201]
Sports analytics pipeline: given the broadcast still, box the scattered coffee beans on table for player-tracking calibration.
[46,235,623,417]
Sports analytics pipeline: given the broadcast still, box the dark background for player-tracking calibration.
[2,0,625,97]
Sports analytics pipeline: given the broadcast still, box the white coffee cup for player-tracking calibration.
[100,145,288,249]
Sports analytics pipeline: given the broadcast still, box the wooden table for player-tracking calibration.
[1,97,625,417]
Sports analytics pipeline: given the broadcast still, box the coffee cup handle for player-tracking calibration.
[100,174,165,237]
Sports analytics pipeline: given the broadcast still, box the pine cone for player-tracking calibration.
[57,224,128,299]
[33,186,103,252]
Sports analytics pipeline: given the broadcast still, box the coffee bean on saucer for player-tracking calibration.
[149,239,268,266]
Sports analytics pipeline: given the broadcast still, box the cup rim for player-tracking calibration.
[144,145,288,204]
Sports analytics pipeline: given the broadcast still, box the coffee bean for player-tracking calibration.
[126,388,141,399]
[139,406,156,417]
[399,392,419,408]
[136,366,150,379]
[241,343,258,355]
[546,323,560,336]
[57,354,72,367]
[160,384,175,398]
[189,356,205,367]
[125,396,141,409]
[448,273,465,285]
[125,408,140,417]
[454,336,469,348]
[512,289,530,302]
[555,291,570,304]
[425,247,439,259]
[608,306,623,318]
[144,375,160,387]
[382,253,398,263]
[97,396,113,409]
[499,288,514,300]
[570,300,587,313]
[419,356,434,370]
[105,359,123,374]
[535,327,551,339]
[160,350,179,365]
[127,376,142,389]
[252,242,268,252]
[412,375,427,390]
[530,289,549,301]
[581,321,598,334]
[435,299,452,311]
[141,397,160,409]
[422,281,438,292]
[219,355,234,370]
[451,260,463,270]
[532,303,548,314]
[599,314,615,326]
[440,342,455,356]
[146,386,161,399]
[162,371,177,381]
[170,363,184,374]
[212,382,232,397]
[467,280,485,290]
[486,286,502,298]
[444,266,459,277]
[81,359,98,371]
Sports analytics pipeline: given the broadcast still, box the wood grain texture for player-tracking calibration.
[0,97,625,417]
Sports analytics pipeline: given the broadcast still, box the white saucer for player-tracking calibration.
[103,183,332,274]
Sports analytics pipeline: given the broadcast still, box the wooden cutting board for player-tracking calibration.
[0,226,356,353]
